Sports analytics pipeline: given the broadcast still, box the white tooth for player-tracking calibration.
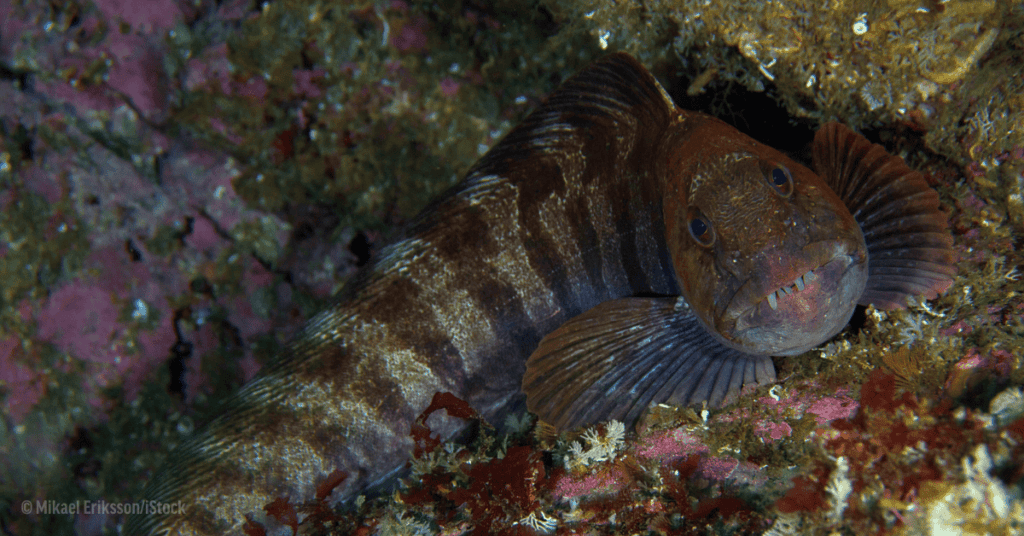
[782,285,792,296]
[805,270,817,282]
[767,291,778,310]
[795,275,805,291]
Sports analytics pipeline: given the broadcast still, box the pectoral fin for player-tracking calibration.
[812,123,956,309]
[522,297,775,430]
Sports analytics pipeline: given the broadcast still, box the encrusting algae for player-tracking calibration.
[558,0,1022,169]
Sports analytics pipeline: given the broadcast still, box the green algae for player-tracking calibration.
[0,149,89,342]
[143,220,188,257]
[172,0,597,233]
[0,368,200,536]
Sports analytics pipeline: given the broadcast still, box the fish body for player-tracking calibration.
[127,53,954,535]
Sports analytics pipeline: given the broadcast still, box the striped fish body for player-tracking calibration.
[129,53,954,535]
[130,54,682,535]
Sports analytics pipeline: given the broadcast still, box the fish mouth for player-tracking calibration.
[721,240,868,356]
[763,268,819,311]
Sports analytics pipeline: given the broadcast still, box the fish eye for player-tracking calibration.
[686,207,715,247]
[764,165,793,197]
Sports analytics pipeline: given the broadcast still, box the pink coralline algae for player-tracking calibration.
[440,77,460,98]
[0,336,45,422]
[716,382,859,442]
[805,393,859,424]
[91,0,182,33]
[234,76,269,102]
[941,319,974,336]
[0,0,324,431]
[755,420,793,441]
[37,283,126,364]
[553,468,624,499]
[185,217,223,252]
[2,263,178,421]
[293,69,327,99]
[945,347,1018,398]
[387,15,428,52]
[103,35,169,115]
[635,428,710,460]
[184,43,234,94]
[30,245,179,405]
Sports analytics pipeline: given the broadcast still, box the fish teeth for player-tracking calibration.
[767,269,817,310]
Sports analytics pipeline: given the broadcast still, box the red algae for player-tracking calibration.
[859,369,917,412]
[262,497,299,535]
[773,363,1023,534]
[775,473,828,514]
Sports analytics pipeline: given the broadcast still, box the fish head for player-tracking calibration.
[663,116,868,356]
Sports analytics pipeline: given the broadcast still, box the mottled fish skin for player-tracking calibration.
[661,115,869,356]
[128,53,954,535]
[129,54,681,536]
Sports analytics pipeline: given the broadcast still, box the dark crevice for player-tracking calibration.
[348,231,373,267]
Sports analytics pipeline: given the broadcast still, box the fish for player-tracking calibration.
[126,52,955,535]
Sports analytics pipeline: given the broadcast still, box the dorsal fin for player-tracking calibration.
[345,53,679,304]
[475,52,677,166]
[403,53,677,231]
[812,123,956,309]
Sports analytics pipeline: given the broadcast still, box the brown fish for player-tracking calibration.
[127,53,954,535]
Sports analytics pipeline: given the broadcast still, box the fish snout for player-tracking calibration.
[718,239,868,355]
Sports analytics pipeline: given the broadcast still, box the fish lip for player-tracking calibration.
[712,236,868,356]
[721,239,863,326]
